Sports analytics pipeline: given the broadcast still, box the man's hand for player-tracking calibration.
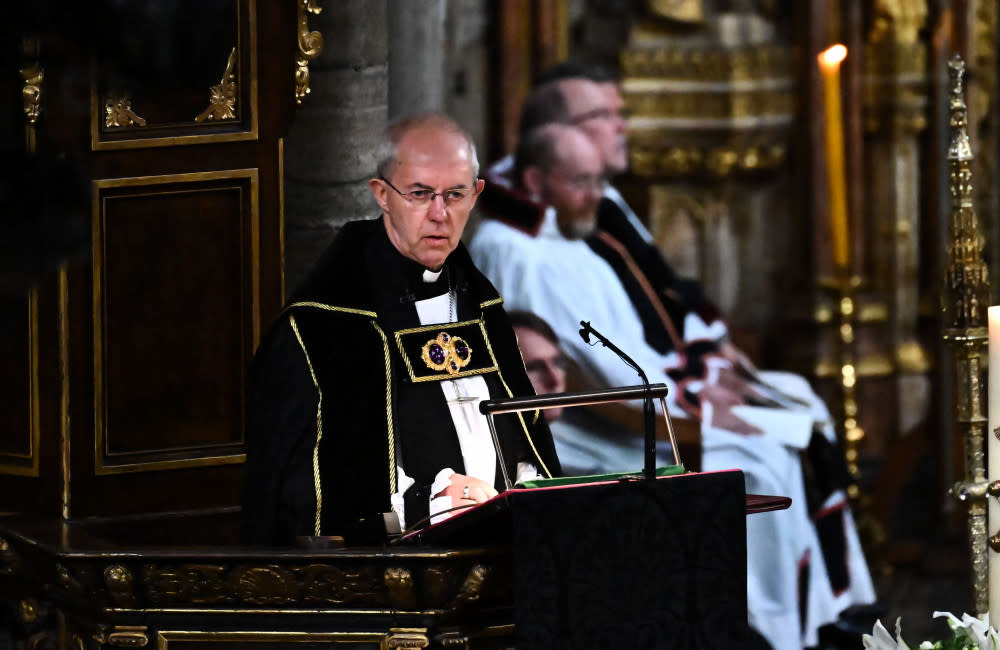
[716,365,749,393]
[435,473,499,508]
[699,383,762,436]
[717,365,772,405]
[718,341,758,376]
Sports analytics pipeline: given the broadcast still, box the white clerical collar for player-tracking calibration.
[538,207,561,238]
[422,268,443,283]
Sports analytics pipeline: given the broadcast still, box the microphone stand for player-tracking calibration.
[579,321,656,481]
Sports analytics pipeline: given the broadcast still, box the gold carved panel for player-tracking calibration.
[90,0,258,150]
[91,170,260,475]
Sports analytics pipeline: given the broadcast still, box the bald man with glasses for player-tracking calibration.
[243,113,561,547]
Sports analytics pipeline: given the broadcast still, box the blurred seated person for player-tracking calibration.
[242,113,561,548]
[469,121,872,650]
[509,309,678,475]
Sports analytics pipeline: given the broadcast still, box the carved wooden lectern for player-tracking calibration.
[0,468,765,650]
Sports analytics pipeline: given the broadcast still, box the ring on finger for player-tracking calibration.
[462,485,470,499]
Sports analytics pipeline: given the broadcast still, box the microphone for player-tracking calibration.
[578,321,657,481]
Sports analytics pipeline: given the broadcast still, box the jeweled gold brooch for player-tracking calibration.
[421,332,472,375]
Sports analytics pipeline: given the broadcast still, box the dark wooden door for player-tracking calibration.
[0,0,296,518]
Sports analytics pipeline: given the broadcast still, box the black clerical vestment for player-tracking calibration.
[242,218,561,546]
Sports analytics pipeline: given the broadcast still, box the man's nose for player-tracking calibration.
[612,110,627,133]
[427,194,447,219]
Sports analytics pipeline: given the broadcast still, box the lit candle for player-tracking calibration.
[818,44,849,270]
[989,305,1000,617]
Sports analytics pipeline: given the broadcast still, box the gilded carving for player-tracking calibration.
[19,598,38,623]
[104,97,147,128]
[646,0,704,23]
[195,47,238,122]
[451,564,489,610]
[869,0,928,44]
[622,44,793,182]
[862,42,927,134]
[104,565,137,608]
[143,564,233,605]
[106,626,148,648]
[630,144,786,179]
[861,0,930,399]
[621,46,793,83]
[384,567,417,610]
[384,628,429,649]
[57,564,86,596]
[295,0,324,105]
[20,62,43,125]
[435,632,471,649]
[299,564,380,605]
[234,565,298,605]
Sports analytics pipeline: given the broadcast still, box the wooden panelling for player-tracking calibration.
[91,0,258,150]
[92,171,258,474]
[1,0,294,519]
[0,293,39,476]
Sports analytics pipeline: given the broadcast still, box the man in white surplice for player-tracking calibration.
[468,121,873,650]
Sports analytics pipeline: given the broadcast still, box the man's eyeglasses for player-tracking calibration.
[380,176,479,207]
[568,107,630,125]
[551,173,606,193]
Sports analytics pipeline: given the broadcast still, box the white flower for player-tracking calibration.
[932,611,1000,650]
[863,618,910,650]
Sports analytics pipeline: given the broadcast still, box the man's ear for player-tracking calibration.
[468,178,487,209]
[522,166,544,200]
[369,177,390,213]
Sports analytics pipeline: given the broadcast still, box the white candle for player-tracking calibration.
[988,306,1000,617]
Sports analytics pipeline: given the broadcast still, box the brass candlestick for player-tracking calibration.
[943,54,990,617]
[837,275,865,500]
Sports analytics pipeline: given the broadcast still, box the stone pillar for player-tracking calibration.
[284,0,388,294]
[388,0,446,120]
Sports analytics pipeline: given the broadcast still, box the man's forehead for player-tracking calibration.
[553,158,601,177]
[552,132,602,174]
[392,132,475,183]
[560,78,609,111]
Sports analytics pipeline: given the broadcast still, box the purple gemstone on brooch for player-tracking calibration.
[441,333,450,342]
[450,362,458,371]
[429,344,446,364]
[454,340,469,360]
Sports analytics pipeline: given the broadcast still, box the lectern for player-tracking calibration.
[399,384,788,649]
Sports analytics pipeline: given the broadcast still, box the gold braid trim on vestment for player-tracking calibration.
[479,297,503,309]
[371,322,397,497]
[288,314,324,536]
[285,301,378,318]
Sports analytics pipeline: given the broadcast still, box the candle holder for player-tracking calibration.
[819,272,867,502]
[942,54,990,618]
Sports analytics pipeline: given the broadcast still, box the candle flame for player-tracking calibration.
[819,44,848,66]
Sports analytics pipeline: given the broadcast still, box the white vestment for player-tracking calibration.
[469,211,874,650]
